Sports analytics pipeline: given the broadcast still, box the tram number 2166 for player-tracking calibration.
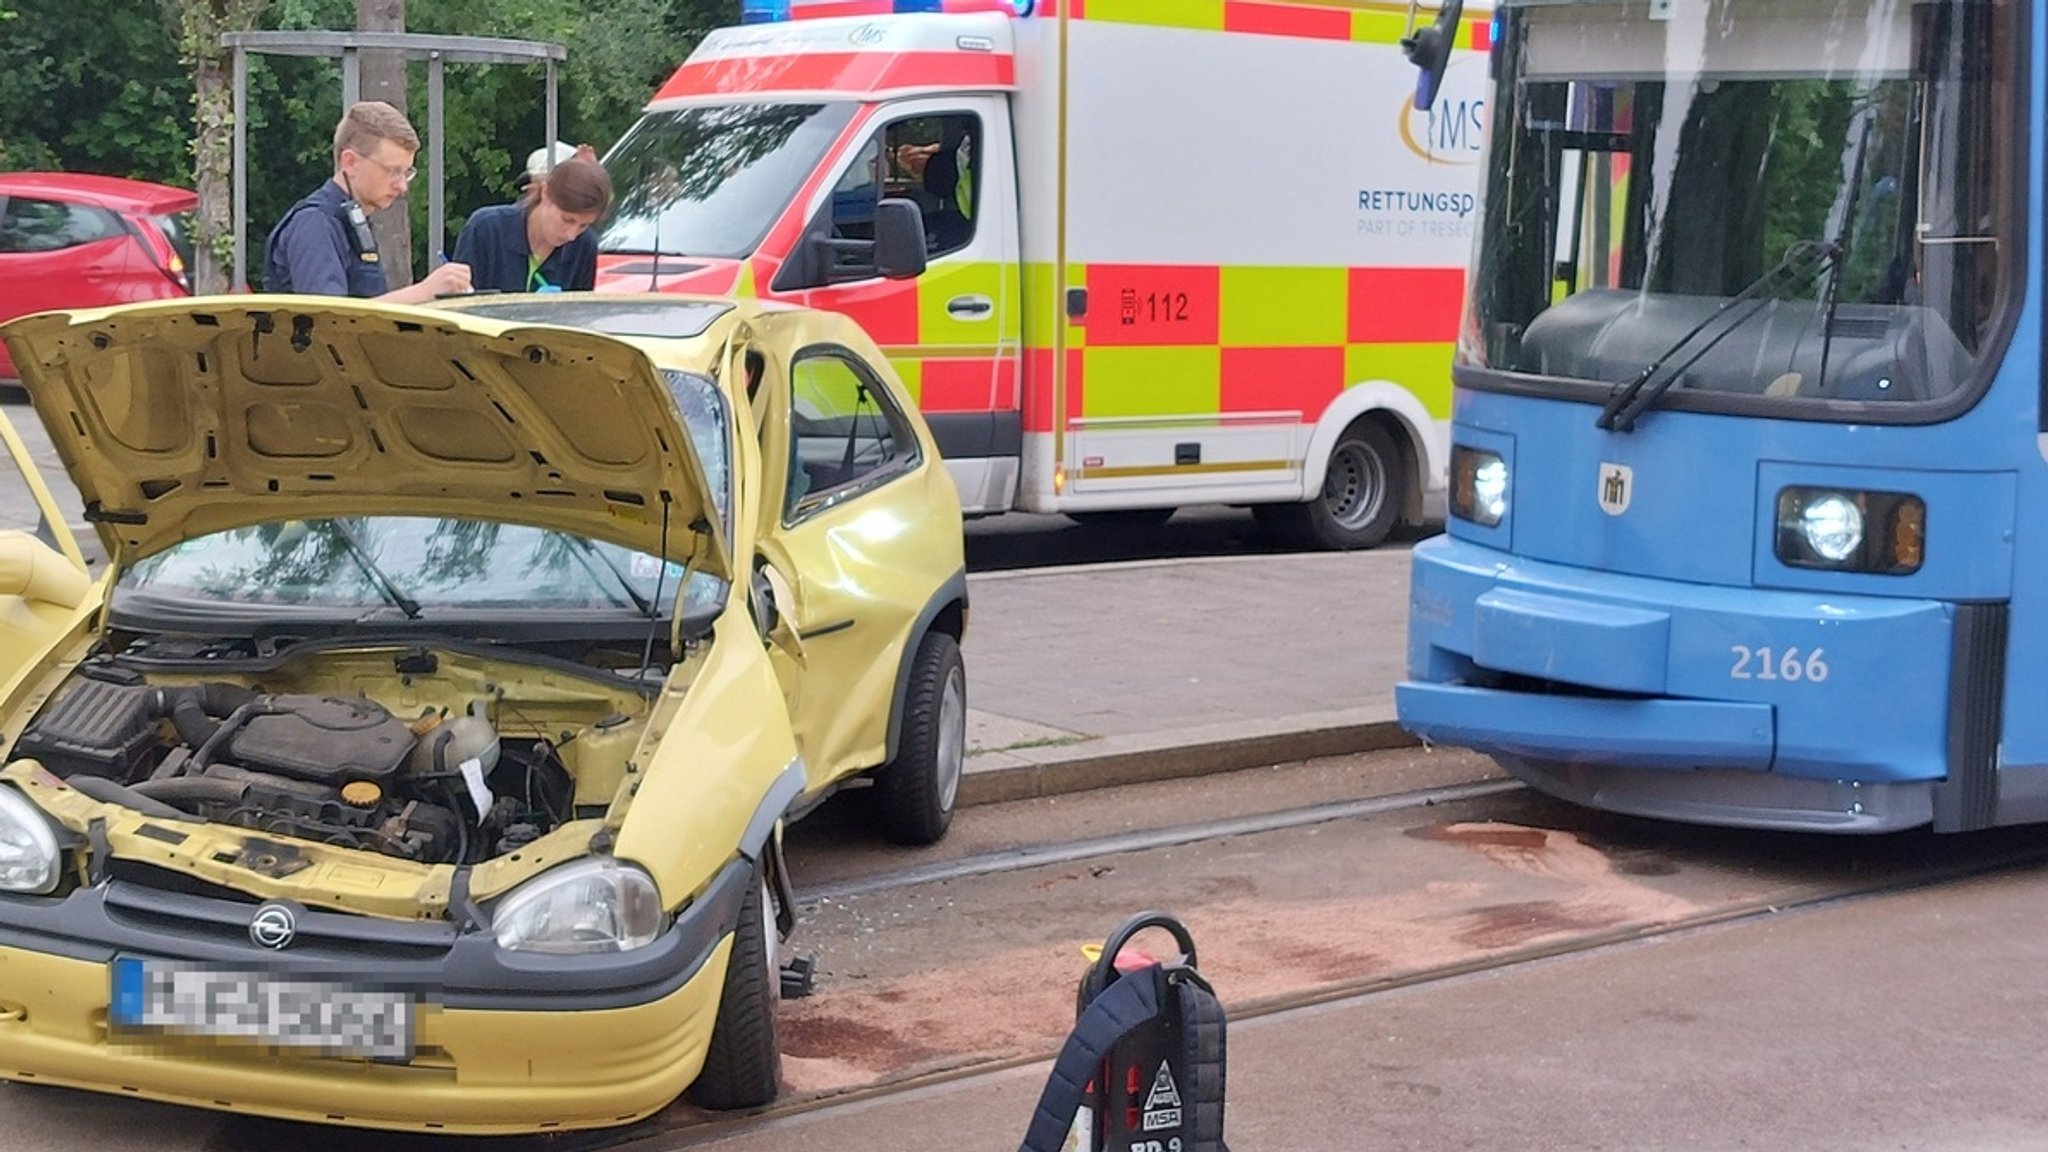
[1729,646,1830,682]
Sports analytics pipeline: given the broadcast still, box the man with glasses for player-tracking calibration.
[263,101,471,300]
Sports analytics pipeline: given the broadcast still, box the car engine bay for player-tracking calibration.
[12,651,646,866]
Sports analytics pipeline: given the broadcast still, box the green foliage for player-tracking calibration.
[3,0,737,282]
[0,1,191,179]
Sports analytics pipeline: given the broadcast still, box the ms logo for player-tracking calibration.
[1397,56,1487,164]
[848,22,888,47]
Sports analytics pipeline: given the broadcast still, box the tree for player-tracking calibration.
[358,0,411,285]
[0,1,191,180]
[5,0,739,285]
[176,0,273,293]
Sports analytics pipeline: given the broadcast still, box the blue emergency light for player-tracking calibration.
[741,0,1030,22]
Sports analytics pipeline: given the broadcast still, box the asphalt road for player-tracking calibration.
[8,746,2048,1150]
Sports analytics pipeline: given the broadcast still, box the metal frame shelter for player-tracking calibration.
[221,31,567,289]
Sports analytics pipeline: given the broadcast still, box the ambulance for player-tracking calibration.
[595,0,1488,548]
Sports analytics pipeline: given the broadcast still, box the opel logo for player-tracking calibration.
[250,902,298,950]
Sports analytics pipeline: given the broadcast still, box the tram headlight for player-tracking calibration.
[1800,494,1863,561]
[1775,487,1925,575]
[1450,446,1508,527]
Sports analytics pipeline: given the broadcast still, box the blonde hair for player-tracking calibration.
[333,101,420,165]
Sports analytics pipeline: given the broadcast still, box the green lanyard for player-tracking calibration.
[527,253,548,293]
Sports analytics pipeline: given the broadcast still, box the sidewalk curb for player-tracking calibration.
[959,711,1418,807]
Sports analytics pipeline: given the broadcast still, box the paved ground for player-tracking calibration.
[959,546,1419,803]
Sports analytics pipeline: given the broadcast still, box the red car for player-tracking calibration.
[0,173,198,381]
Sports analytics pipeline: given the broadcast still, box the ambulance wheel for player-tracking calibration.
[877,630,966,846]
[1063,507,1175,529]
[1258,423,1403,550]
[688,874,780,1110]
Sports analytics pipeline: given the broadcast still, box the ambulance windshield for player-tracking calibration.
[601,101,857,260]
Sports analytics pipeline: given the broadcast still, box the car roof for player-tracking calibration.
[434,293,821,351]
[0,172,199,216]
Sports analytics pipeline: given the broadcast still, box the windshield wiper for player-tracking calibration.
[1816,116,1876,397]
[1597,239,1842,432]
[569,537,658,617]
[329,519,421,619]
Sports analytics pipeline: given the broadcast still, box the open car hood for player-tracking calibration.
[1,298,728,580]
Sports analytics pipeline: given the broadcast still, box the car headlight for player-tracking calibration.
[1450,445,1508,527]
[0,786,60,895]
[1775,487,1924,575]
[492,858,668,954]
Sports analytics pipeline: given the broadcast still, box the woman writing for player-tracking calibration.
[454,145,613,293]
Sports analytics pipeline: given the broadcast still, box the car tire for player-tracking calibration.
[877,630,966,846]
[686,874,780,1111]
[1062,507,1175,529]
[1256,422,1404,550]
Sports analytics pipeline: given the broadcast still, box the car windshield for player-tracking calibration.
[599,101,856,260]
[118,517,696,613]
[1469,0,2018,413]
[114,369,735,619]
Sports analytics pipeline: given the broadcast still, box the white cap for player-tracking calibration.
[524,141,576,181]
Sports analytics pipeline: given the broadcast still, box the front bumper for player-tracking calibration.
[1399,536,1967,833]
[0,856,754,1133]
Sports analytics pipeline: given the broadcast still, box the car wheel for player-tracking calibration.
[1256,422,1404,550]
[877,630,966,846]
[686,874,780,1111]
[1063,507,1176,529]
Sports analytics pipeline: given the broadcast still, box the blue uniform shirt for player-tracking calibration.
[453,202,598,294]
[264,180,388,297]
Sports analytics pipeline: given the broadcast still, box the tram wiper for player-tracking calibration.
[1597,239,1842,433]
[1816,116,1876,397]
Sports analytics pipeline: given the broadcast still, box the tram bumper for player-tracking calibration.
[1398,536,1964,833]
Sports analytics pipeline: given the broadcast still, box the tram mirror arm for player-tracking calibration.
[1401,0,1466,112]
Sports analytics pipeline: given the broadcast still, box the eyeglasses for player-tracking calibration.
[353,151,418,186]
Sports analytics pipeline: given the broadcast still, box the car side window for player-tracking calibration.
[885,113,979,258]
[824,137,885,277]
[785,348,921,522]
[0,197,122,254]
[826,111,982,266]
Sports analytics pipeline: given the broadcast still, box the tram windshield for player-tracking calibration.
[1467,0,2018,416]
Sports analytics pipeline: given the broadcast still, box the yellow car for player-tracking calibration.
[0,293,967,1133]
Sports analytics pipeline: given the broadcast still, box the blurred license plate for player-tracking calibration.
[110,958,413,1059]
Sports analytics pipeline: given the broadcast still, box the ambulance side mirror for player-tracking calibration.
[776,197,928,292]
[1401,0,1465,112]
[872,198,927,280]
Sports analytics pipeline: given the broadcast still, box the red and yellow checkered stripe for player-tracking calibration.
[1023,261,1461,434]
[1035,0,1492,51]
[792,260,1460,432]
[784,259,1023,415]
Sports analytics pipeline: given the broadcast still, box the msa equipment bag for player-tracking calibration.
[1018,911,1228,1152]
